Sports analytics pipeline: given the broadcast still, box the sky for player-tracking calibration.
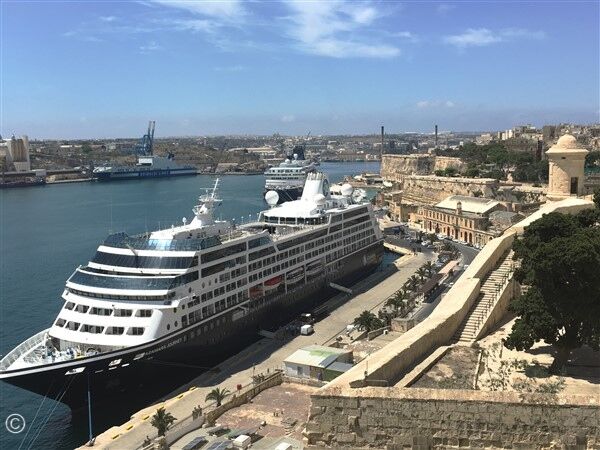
[1,0,599,138]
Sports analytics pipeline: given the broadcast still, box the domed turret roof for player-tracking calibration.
[555,134,578,149]
[546,133,588,155]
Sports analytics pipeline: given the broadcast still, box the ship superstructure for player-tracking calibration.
[264,144,316,203]
[0,173,383,407]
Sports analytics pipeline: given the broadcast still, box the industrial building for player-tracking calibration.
[0,135,31,171]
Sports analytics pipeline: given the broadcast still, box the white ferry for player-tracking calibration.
[264,145,316,203]
[0,173,383,408]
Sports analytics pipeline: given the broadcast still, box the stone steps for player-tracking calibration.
[452,250,515,343]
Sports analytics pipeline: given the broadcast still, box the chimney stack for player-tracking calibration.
[381,125,385,156]
[435,124,438,148]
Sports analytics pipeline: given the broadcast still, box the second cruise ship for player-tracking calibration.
[0,172,383,408]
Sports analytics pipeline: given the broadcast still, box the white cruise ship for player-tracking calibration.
[264,145,316,203]
[0,173,383,408]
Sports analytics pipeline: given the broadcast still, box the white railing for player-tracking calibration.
[0,329,48,371]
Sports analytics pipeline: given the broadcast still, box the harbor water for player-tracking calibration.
[0,161,380,450]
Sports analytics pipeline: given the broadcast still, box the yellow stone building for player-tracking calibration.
[419,195,506,246]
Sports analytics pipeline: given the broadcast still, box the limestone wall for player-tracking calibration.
[402,175,499,204]
[381,155,464,183]
[306,387,600,448]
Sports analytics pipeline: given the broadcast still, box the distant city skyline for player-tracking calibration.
[1,1,599,139]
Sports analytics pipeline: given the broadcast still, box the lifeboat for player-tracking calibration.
[249,285,263,299]
[286,267,304,284]
[306,260,323,277]
[264,275,283,291]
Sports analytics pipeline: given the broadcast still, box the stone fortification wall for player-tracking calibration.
[381,155,464,183]
[307,198,597,448]
[306,387,599,448]
[402,175,499,204]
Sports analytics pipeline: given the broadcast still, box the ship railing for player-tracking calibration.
[0,329,48,371]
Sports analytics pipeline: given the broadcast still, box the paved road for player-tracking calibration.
[384,232,480,323]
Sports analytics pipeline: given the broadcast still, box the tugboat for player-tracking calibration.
[0,174,383,408]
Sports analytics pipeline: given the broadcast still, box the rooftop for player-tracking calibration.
[284,345,351,368]
[435,195,500,215]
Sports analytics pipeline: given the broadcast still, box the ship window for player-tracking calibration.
[82,324,104,334]
[75,305,89,313]
[55,318,66,327]
[136,309,153,317]
[65,302,75,310]
[201,242,247,264]
[128,327,144,336]
[114,309,132,317]
[166,324,171,331]
[66,321,80,331]
[90,307,112,316]
[106,326,124,335]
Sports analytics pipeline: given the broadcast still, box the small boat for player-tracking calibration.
[264,275,283,291]
[286,267,304,284]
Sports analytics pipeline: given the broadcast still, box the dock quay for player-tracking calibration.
[84,249,434,450]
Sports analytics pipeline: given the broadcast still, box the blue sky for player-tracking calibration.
[1,1,599,138]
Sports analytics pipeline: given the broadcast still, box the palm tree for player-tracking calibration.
[151,407,177,437]
[423,261,435,277]
[407,275,420,291]
[205,387,230,407]
[353,310,383,332]
[416,267,427,281]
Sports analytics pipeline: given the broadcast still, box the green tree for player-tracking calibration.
[81,142,92,154]
[416,266,428,281]
[353,310,384,332]
[594,187,600,209]
[506,211,600,373]
[422,261,435,277]
[150,407,177,437]
[205,387,230,407]
[434,169,444,177]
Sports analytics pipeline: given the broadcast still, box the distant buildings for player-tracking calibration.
[0,135,31,171]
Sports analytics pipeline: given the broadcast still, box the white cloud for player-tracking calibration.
[99,16,117,22]
[281,115,296,123]
[171,19,219,34]
[393,31,418,43]
[444,27,546,48]
[140,41,162,53]
[150,0,245,21]
[282,0,400,58]
[444,28,502,48]
[417,100,456,109]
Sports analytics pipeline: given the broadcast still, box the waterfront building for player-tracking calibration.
[546,134,588,201]
[419,195,505,246]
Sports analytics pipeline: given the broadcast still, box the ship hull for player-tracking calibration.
[94,167,197,181]
[0,242,383,410]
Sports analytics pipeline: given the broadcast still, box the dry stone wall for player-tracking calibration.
[306,387,600,449]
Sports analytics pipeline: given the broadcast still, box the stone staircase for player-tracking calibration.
[452,250,517,344]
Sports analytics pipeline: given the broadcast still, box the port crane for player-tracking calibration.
[133,120,155,156]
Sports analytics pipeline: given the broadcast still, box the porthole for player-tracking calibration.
[173,308,177,313]
[167,324,170,331]
[175,321,178,327]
